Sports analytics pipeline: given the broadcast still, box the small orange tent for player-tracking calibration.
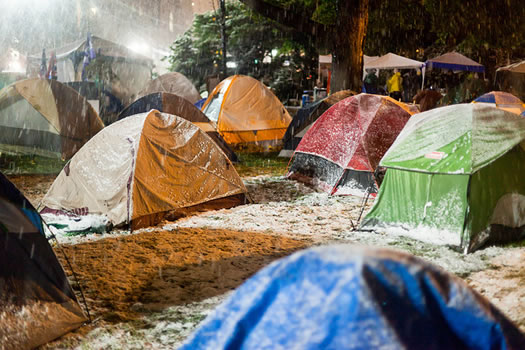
[42,110,249,229]
[201,75,292,148]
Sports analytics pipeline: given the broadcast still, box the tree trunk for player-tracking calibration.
[330,0,369,93]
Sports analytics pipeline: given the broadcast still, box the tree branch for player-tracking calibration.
[239,0,331,41]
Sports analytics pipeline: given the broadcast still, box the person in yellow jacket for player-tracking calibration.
[387,69,403,101]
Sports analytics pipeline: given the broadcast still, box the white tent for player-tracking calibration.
[365,53,426,88]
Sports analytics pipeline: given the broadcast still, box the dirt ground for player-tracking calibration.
[6,173,525,347]
[56,228,310,322]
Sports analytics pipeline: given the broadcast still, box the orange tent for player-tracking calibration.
[201,75,292,148]
[42,110,249,229]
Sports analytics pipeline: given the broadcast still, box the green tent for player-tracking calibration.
[361,103,525,253]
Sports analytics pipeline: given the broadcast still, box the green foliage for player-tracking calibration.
[166,1,317,100]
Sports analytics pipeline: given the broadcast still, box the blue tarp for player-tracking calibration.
[182,245,525,350]
[195,98,207,110]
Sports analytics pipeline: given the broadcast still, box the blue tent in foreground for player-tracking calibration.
[182,245,525,350]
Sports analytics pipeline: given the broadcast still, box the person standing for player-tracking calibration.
[387,69,402,101]
[363,69,379,94]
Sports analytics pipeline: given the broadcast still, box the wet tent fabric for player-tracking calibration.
[117,92,238,162]
[361,104,525,253]
[278,90,356,157]
[426,52,485,72]
[137,72,201,104]
[181,245,525,350]
[41,110,248,229]
[0,78,104,159]
[201,75,292,148]
[287,94,416,196]
[472,91,525,115]
[0,171,86,349]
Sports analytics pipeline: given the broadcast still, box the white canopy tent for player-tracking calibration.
[364,53,426,88]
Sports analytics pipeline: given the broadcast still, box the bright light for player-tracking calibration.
[127,41,150,54]
[3,61,25,74]
[226,61,237,68]
[271,49,278,57]
[91,7,98,15]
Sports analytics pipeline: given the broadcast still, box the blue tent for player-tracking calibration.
[426,52,485,73]
[182,245,525,350]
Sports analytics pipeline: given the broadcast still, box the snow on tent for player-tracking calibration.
[201,75,292,149]
[472,91,525,115]
[0,171,86,349]
[41,110,248,230]
[361,103,525,253]
[287,94,417,196]
[117,92,238,162]
[0,78,104,159]
[181,245,525,350]
[426,51,485,72]
[278,90,356,158]
[137,72,201,104]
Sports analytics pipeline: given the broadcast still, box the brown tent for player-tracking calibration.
[42,110,249,229]
[118,92,238,162]
[137,72,201,104]
[0,171,86,349]
[0,78,104,159]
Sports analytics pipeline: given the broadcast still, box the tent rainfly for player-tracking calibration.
[472,91,525,115]
[278,90,356,158]
[181,245,525,350]
[287,94,418,196]
[42,110,249,230]
[201,75,292,149]
[361,104,525,253]
[137,72,201,104]
[426,52,485,73]
[0,78,104,159]
[117,92,238,162]
[0,171,87,349]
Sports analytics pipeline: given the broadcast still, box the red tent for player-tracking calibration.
[287,93,417,196]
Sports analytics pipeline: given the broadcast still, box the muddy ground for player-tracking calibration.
[7,173,525,349]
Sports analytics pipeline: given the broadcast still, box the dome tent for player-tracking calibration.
[287,94,417,196]
[472,91,525,115]
[278,90,356,158]
[42,110,249,229]
[361,104,525,253]
[0,78,104,159]
[201,75,292,149]
[137,72,201,104]
[181,245,525,350]
[118,92,238,162]
[0,171,86,349]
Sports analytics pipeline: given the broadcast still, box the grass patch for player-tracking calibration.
[234,152,290,177]
[0,154,66,175]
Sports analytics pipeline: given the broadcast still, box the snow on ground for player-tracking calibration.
[40,175,525,348]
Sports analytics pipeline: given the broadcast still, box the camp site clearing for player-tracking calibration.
[7,161,525,349]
